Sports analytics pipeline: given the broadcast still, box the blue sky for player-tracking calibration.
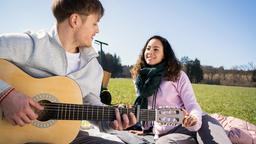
[1,0,255,69]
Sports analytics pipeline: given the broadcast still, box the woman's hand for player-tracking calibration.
[182,109,197,127]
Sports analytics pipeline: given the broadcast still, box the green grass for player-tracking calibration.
[108,78,256,125]
[193,84,256,125]
[108,78,137,105]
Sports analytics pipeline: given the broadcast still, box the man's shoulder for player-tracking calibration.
[25,29,50,40]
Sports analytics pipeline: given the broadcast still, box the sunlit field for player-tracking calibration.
[108,78,256,125]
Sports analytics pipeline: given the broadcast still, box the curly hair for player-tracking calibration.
[131,35,181,81]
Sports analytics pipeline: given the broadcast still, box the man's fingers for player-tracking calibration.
[113,108,137,130]
[111,120,119,130]
[122,114,129,129]
[25,106,38,120]
[115,108,123,130]
[29,99,44,110]
[129,112,137,125]
[13,116,25,127]
[21,114,32,124]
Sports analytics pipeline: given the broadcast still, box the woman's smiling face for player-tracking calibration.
[144,38,164,66]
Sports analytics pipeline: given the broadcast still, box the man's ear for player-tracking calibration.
[68,13,82,29]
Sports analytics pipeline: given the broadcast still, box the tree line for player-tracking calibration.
[98,51,256,87]
[181,56,256,87]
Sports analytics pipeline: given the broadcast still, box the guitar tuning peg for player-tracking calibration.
[160,122,167,126]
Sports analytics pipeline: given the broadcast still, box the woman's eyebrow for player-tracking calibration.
[153,45,160,48]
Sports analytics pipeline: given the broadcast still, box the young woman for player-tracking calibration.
[129,35,231,144]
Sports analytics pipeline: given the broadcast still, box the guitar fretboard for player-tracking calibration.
[40,103,156,121]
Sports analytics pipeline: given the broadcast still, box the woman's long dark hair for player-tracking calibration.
[131,35,181,81]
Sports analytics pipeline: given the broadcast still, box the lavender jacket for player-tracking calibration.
[145,71,203,135]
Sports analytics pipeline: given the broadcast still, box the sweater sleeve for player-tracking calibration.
[0,32,34,102]
[178,71,202,131]
[0,32,33,64]
[0,80,12,96]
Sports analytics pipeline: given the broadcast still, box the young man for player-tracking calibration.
[0,0,135,143]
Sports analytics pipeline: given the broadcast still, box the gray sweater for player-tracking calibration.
[0,26,111,130]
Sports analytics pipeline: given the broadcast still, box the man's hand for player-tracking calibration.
[0,90,44,126]
[111,108,137,130]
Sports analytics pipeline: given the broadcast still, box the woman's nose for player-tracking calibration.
[148,49,154,55]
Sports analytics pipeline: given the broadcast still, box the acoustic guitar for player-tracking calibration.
[0,59,184,144]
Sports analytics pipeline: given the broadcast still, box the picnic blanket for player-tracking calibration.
[210,113,256,144]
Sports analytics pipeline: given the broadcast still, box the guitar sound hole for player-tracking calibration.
[37,100,52,121]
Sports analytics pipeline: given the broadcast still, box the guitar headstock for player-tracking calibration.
[156,107,184,126]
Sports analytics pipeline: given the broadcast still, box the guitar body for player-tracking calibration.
[0,59,83,144]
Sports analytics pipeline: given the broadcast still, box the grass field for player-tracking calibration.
[108,78,256,125]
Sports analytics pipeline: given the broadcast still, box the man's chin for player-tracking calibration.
[82,43,92,48]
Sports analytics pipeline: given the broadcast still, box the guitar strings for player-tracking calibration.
[37,103,180,122]
[42,105,156,116]
[41,103,179,112]
[41,103,178,116]
[40,103,155,119]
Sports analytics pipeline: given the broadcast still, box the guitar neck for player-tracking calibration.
[40,103,156,122]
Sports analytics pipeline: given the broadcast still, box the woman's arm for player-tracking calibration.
[178,71,203,131]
